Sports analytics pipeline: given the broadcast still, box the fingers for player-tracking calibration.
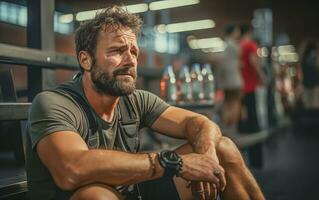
[213,176,220,191]
[181,153,227,193]
[191,181,205,200]
[191,182,213,200]
[214,169,226,191]
[210,183,218,200]
[203,182,211,200]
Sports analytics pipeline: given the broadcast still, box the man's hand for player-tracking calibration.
[150,108,227,198]
[191,181,218,200]
[180,153,226,199]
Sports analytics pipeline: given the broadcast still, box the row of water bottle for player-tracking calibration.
[160,63,215,104]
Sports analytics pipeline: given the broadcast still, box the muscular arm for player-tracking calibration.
[151,106,226,192]
[151,106,222,155]
[38,106,223,191]
[37,131,164,191]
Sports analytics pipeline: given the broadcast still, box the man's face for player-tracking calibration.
[90,26,139,96]
[233,28,241,40]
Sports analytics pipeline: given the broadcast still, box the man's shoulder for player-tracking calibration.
[131,89,153,96]
[128,89,163,102]
[126,89,167,108]
[34,77,82,103]
[34,90,66,102]
[31,89,79,112]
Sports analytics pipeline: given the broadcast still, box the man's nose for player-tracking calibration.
[123,50,136,66]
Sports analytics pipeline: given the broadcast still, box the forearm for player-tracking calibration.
[63,150,164,189]
[184,116,222,154]
[251,55,265,83]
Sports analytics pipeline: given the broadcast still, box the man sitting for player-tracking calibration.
[25,5,265,200]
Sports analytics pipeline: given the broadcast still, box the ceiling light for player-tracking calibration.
[278,45,295,55]
[76,9,102,21]
[201,46,225,53]
[278,53,299,63]
[188,37,224,49]
[156,24,166,33]
[125,3,148,13]
[155,19,215,33]
[59,14,73,23]
[76,4,148,21]
[149,0,199,11]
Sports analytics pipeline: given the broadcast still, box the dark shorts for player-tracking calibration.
[124,177,180,200]
[238,91,260,133]
[224,89,242,102]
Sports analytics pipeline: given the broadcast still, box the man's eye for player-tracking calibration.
[131,51,138,57]
[109,49,122,54]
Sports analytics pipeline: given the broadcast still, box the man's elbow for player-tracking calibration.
[193,115,222,136]
[199,115,223,140]
[52,163,84,191]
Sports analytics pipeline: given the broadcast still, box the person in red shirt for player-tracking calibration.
[239,24,266,168]
[240,25,266,96]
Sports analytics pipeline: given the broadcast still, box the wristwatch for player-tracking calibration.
[158,150,183,177]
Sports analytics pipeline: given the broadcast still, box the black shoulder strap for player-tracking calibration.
[54,85,98,134]
[118,96,140,152]
[118,96,138,123]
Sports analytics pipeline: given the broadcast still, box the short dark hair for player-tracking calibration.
[75,5,143,70]
[224,24,237,36]
[240,24,253,36]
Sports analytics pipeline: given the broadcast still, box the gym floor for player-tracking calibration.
[254,124,319,200]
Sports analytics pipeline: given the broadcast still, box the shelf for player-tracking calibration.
[0,103,31,121]
[172,102,215,110]
[0,175,27,198]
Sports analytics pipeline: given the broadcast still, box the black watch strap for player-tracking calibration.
[158,150,183,177]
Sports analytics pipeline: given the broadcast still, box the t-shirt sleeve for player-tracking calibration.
[28,91,78,150]
[248,41,258,56]
[133,90,170,128]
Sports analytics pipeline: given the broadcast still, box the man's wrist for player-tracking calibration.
[158,150,183,177]
[153,153,165,178]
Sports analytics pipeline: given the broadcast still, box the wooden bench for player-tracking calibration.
[0,68,30,200]
[0,102,30,200]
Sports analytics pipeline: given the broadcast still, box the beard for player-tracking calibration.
[91,65,137,96]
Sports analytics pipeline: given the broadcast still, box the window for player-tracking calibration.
[0,1,74,34]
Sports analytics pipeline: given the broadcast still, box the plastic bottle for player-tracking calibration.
[202,63,215,103]
[160,65,177,104]
[190,63,204,102]
[178,65,192,104]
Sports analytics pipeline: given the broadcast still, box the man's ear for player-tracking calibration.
[78,51,92,71]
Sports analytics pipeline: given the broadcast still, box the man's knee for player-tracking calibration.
[70,184,123,200]
[216,136,245,168]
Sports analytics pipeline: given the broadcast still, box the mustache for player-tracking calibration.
[113,66,137,79]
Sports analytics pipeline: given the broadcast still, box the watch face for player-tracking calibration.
[162,151,180,163]
[159,150,182,177]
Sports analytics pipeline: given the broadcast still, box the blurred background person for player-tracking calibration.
[216,24,243,136]
[238,24,266,168]
[300,40,319,110]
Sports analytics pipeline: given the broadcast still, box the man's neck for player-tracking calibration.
[242,34,251,40]
[82,74,119,122]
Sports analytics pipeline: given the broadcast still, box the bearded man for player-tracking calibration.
[25,5,265,200]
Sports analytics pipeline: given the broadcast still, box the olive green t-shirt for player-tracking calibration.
[25,77,169,200]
